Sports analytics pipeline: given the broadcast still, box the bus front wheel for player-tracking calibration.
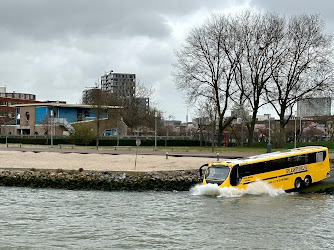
[303,176,312,187]
[294,178,302,189]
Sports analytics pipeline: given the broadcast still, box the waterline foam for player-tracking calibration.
[190,180,285,198]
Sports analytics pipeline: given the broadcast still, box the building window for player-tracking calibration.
[25,112,30,121]
[0,101,6,106]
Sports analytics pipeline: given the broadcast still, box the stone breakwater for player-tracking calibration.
[0,169,201,191]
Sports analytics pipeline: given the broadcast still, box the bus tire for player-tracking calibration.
[303,176,312,187]
[294,178,302,189]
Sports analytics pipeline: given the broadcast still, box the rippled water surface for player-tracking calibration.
[0,184,333,249]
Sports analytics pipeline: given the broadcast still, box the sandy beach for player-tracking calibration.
[0,150,216,172]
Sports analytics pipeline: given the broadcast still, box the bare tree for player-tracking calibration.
[174,14,240,146]
[197,100,217,151]
[118,80,156,134]
[231,104,251,146]
[266,14,334,147]
[175,11,334,148]
[82,84,109,150]
[39,115,51,136]
[233,12,285,146]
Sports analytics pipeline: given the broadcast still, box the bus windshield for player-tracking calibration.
[205,164,230,181]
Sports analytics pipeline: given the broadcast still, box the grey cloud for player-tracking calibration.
[0,0,229,41]
[0,1,169,40]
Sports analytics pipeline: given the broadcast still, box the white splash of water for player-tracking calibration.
[245,180,285,197]
[190,180,285,198]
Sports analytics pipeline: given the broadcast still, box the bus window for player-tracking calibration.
[239,164,251,176]
[230,165,241,186]
[308,153,317,164]
[272,158,286,171]
[296,154,308,165]
[316,151,325,162]
[205,164,230,181]
[287,156,296,168]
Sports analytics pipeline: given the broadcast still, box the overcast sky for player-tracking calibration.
[1,0,333,121]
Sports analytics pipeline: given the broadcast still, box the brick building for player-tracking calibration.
[0,87,39,125]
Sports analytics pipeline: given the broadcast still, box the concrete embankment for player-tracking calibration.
[0,169,200,191]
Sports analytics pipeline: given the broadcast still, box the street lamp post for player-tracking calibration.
[50,110,54,147]
[294,111,297,148]
[264,114,271,153]
[5,124,8,146]
[165,121,169,147]
[154,111,157,151]
[186,107,188,137]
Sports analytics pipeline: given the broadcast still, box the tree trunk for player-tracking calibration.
[276,118,286,148]
[247,108,258,147]
[217,116,223,146]
[247,119,255,147]
[211,122,215,153]
[96,120,100,150]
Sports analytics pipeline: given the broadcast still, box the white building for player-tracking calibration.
[297,97,331,117]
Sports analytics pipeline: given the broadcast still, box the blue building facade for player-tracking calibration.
[34,106,108,124]
[10,103,124,136]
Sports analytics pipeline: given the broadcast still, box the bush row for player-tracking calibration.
[1,136,333,148]
[0,137,203,147]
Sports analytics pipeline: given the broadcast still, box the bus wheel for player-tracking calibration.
[303,176,312,187]
[294,178,302,189]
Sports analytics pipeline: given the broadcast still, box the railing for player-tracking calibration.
[52,118,75,133]
[0,135,197,140]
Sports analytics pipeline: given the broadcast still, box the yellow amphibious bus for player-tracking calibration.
[199,146,331,191]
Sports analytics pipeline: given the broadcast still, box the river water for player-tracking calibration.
[0,183,333,249]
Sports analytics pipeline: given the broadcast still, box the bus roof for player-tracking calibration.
[217,146,327,166]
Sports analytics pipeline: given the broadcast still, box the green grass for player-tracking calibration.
[298,181,334,194]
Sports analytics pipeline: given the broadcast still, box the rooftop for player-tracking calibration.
[10,102,122,109]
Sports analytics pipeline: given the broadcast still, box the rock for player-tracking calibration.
[0,169,201,192]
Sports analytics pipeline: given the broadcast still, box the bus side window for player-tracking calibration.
[298,154,308,165]
[241,165,252,176]
[308,153,317,164]
[276,158,286,171]
[255,162,265,174]
[288,156,297,168]
[230,165,241,186]
[268,160,280,172]
[316,151,324,162]
[271,159,282,171]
